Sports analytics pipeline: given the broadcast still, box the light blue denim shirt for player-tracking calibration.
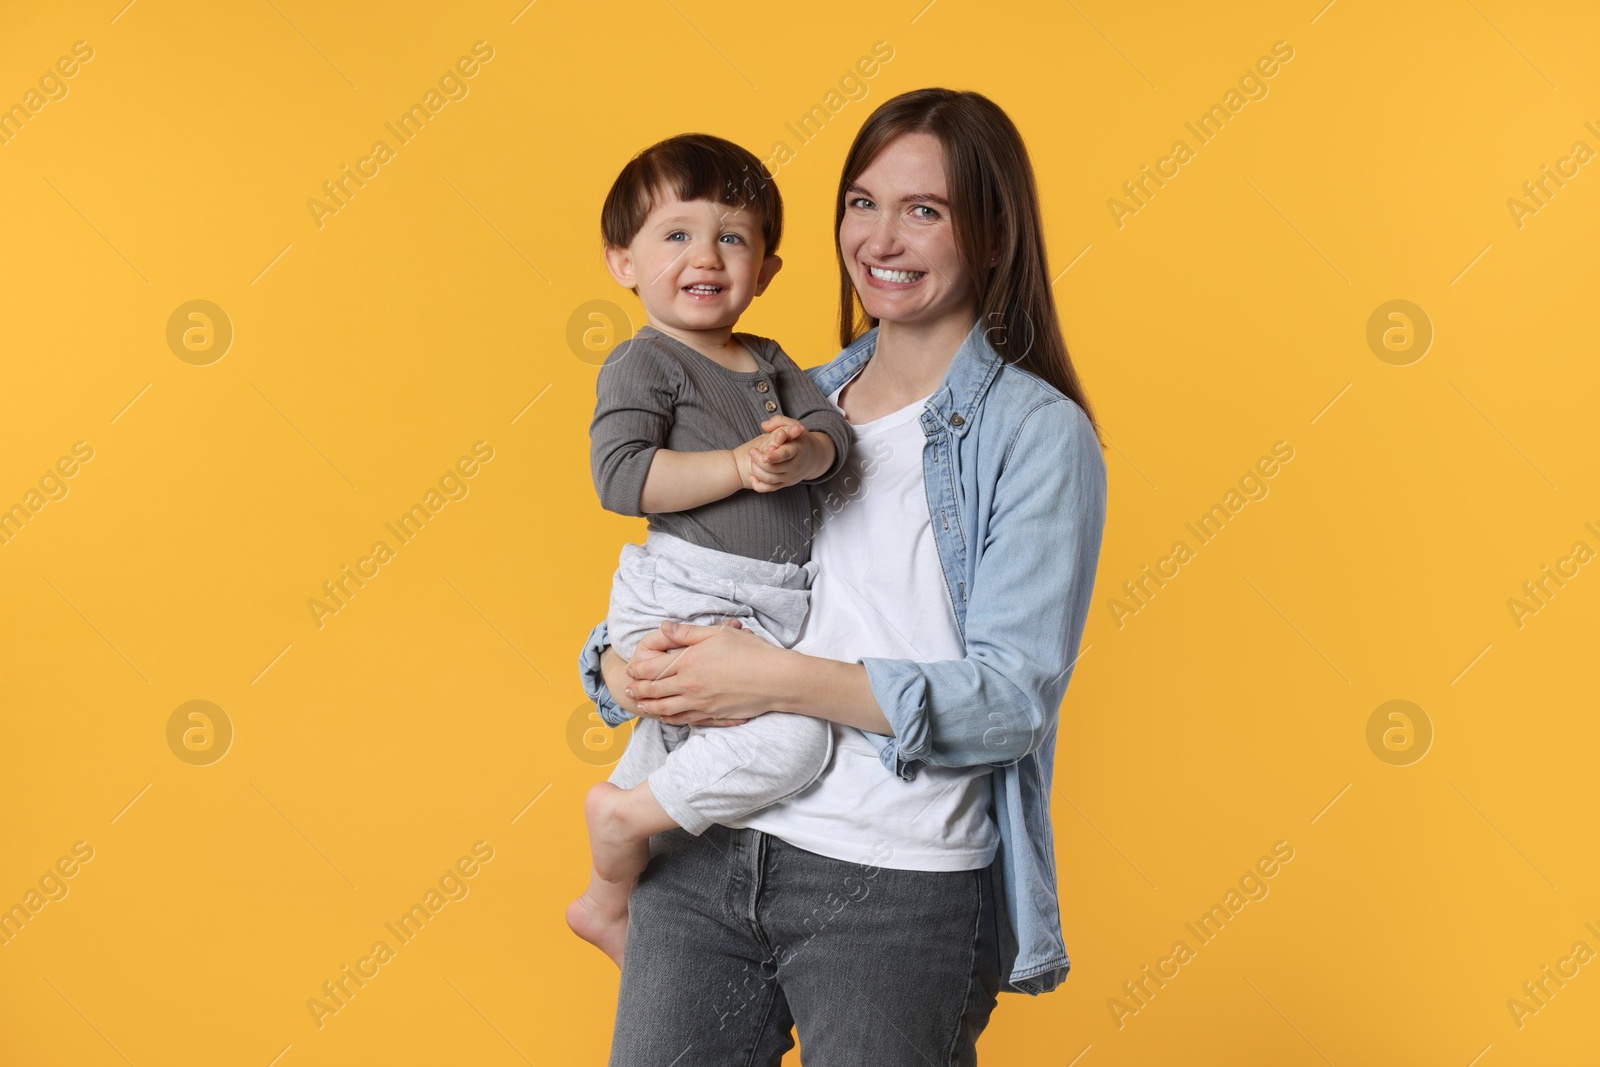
[577,316,1108,994]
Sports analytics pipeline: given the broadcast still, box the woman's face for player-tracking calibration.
[839,131,977,334]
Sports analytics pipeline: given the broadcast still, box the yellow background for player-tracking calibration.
[3,0,1598,1063]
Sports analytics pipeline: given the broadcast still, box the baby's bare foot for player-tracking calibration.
[565,884,629,967]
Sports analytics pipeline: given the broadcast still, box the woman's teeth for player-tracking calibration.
[869,266,925,283]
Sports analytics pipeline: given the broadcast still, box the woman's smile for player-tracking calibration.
[863,263,927,288]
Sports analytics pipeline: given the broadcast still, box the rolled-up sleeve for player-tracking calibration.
[862,398,1107,775]
[770,348,851,484]
[591,340,680,516]
[578,619,634,728]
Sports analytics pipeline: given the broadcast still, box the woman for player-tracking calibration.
[577,87,1107,1064]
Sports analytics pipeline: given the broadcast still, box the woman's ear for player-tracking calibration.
[754,254,783,296]
[603,244,637,290]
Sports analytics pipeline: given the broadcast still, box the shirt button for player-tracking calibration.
[764,399,778,412]
[756,380,770,392]
[950,412,965,426]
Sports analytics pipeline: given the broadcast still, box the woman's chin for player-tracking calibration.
[857,293,914,322]
[861,301,932,328]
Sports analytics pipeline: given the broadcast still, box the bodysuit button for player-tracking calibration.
[764,399,778,412]
[756,380,770,392]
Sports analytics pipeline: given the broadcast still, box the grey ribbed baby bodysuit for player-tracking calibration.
[590,325,853,565]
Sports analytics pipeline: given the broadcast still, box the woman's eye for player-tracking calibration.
[911,205,939,220]
[848,196,874,210]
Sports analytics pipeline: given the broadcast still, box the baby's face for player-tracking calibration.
[608,190,780,334]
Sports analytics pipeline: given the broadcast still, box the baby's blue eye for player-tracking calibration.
[666,231,688,241]
[720,233,743,244]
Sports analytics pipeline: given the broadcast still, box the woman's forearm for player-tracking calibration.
[771,648,891,735]
[617,623,895,735]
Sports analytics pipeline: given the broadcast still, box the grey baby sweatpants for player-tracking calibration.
[605,529,833,835]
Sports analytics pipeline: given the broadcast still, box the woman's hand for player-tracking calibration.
[611,618,752,726]
[625,619,787,725]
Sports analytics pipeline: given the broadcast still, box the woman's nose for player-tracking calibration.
[867,215,902,258]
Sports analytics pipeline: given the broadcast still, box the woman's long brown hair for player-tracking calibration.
[835,87,1101,445]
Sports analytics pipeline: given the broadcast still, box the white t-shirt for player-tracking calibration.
[725,372,998,871]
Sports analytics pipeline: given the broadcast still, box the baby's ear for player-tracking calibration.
[754,254,783,295]
[602,244,637,290]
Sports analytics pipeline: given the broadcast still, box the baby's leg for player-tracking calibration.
[569,534,682,964]
[585,777,678,880]
[648,711,834,835]
[566,717,687,966]
[571,530,817,962]
[565,779,681,967]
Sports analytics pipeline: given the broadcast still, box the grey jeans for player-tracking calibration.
[606,530,833,835]
[609,824,1004,1066]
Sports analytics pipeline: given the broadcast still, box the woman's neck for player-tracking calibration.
[867,313,977,400]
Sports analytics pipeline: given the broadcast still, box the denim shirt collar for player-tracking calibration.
[812,317,1003,439]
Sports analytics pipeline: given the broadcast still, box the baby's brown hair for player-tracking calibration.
[601,133,783,256]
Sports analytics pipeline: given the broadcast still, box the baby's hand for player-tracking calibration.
[739,416,828,492]
[732,420,801,491]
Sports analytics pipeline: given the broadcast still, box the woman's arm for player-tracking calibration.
[623,398,1107,771]
[625,623,890,734]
